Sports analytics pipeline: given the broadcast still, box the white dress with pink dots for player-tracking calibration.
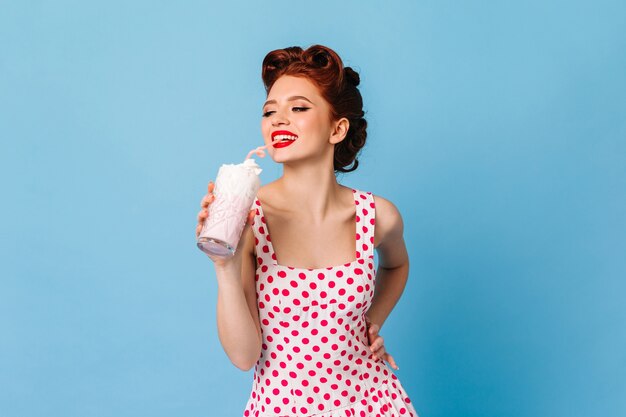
[243,189,419,417]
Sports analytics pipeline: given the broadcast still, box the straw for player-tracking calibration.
[245,144,270,160]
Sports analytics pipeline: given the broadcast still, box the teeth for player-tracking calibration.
[274,134,298,141]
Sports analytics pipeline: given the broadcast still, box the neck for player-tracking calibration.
[276,160,344,221]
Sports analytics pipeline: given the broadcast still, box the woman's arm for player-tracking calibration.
[197,183,261,371]
[215,225,262,371]
[365,195,410,330]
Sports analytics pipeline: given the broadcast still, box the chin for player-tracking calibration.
[267,149,285,162]
[271,155,290,164]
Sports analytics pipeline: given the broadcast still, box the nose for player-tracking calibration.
[271,109,289,126]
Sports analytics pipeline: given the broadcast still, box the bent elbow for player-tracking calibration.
[229,339,262,371]
[231,350,260,372]
[234,358,257,372]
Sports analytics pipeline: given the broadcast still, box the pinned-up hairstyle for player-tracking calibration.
[262,45,367,173]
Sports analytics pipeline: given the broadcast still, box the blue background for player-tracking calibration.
[1,1,625,416]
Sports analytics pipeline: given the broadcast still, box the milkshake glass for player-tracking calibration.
[197,158,263,258]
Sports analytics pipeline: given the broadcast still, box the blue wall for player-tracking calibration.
[1,1,624,416]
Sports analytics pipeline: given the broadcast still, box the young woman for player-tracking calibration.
[196,45,419,417]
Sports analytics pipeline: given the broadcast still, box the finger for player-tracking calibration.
[208,181,214,194]
[196,224,203,237]
[246,209,255,225]
[199,196,214,210]
[385,353,399,370]
[197,209,208,222]
[374,345,386,359]
[370,336,384,352]
[368,324,379,337]
[367,327,378,346]
[201,194,212,208]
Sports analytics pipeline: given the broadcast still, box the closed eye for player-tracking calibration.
[262,107,309,117]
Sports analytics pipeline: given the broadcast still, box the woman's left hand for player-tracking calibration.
[365,316,399,370]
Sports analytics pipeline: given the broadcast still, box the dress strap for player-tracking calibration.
[251,197,277,266]
[353,189,376,260]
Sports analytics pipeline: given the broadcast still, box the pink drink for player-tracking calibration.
[197,158,262,257]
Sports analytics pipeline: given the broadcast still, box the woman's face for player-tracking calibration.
[261,75,345,165]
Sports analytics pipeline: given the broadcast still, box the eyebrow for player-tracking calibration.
[263,95,314,108]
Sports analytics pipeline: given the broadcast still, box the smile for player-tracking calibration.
[271,130,298,149]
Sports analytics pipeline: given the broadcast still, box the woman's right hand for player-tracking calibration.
[196,181,255,266]
[196,181,217,239]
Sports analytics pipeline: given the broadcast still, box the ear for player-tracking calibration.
[329,117,350,145]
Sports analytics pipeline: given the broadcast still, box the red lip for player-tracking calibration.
[272,140,295,148]
[271,130,298,140]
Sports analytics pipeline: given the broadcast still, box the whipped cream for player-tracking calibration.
[242,158,263,176]
[213,158,262,200]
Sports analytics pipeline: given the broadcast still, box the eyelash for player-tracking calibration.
[262,107,310,117]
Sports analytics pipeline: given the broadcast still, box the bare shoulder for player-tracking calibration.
[257,183,272,197]
[373,194,404,246]
[257,182,280,203]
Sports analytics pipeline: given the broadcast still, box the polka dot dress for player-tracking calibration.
[243,189,419,417]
